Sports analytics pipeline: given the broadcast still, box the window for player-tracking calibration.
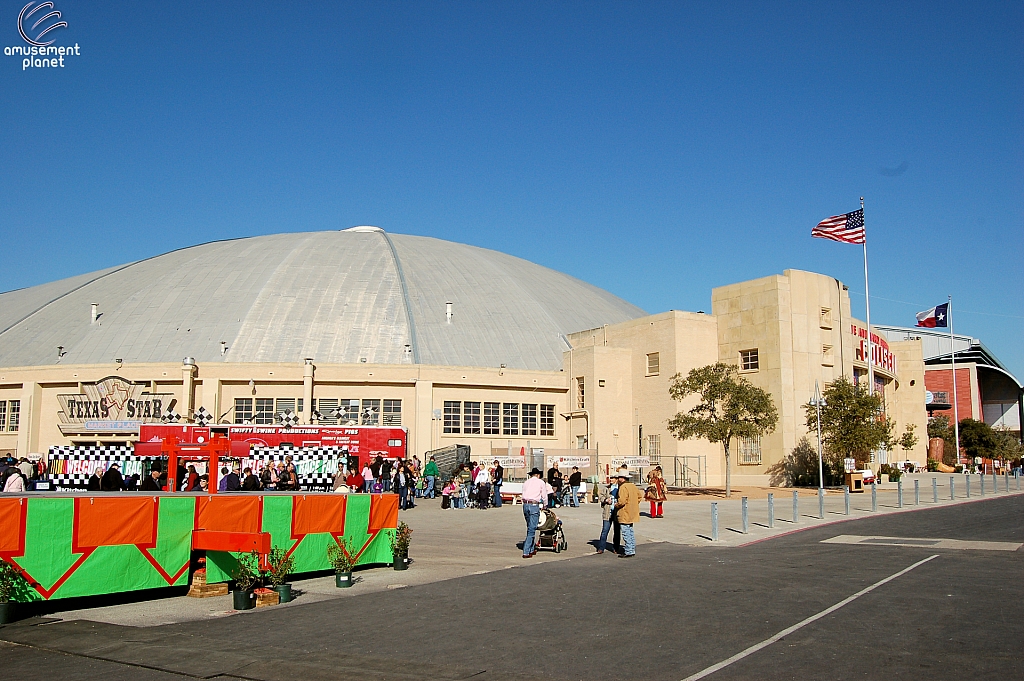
[822,344,834,367]
[314,398,338,424]
[740,349,759,371]
[443,401,461,434]
[255,398,275,424]
[275,398,297,422]
[646,352,660,376]
[576,377,586,409]
[338,399,360,424]
[484,402,500,435]
[540,404,555,436]
[361,399,380,425]
[0,401,6,430]
[7,401,18,432]
[464,401,481,434]
[820,307,833,329]
[522,403,538,436]
[738,435,761,465]
[383,399,402,426]
[647,434,661,460]
[576,435,588,449]
[502,403,519,436]
[234,398,253,424]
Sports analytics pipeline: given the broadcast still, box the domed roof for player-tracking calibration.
[0,229,646,371]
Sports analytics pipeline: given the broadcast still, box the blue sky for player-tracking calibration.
[2,1,1021,377]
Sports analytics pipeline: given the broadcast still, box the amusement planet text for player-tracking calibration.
[5,43,80,70]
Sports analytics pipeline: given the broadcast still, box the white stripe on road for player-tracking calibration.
[680,554,939,681]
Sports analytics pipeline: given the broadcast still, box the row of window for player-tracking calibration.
[233,398,402,426]
[443,401,555,436]
[0,400,20,432]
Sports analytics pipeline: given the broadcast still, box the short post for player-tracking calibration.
[980,473,985,496]
[741,497,749,534]
[966,474,971,498]
[992,469,997,493]
[932,477,938,503]
[914,479,920,506]
[1005,472,1010,493]
[1017,471,1021,491]
[768,492,775,528]
[950,476,955,500]
[817,488,824,519]
[711,502,719,541]
[871,482,877,512]
[793,490,799,524]
[898,480,903,508]
[844,485,850,515]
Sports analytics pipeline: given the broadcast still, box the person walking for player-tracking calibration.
[645,466,667,518]
[546,462,563,507]
[474,465,491,510]
[423,456,439,499]
[520,468,546,558]
[491,459,504,507]
[362,463,375,493]
[613,471,640,558]
[567,466,583,507]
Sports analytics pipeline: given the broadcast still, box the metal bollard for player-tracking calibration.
[992,470,997,493]
[768,493,775,528]
[966,474,971,498]
[1005,472,1010,493]
[711,502,719,541]
[1017,471,1021,491]
[914,479,920,506]
[818,488,824,519]
[950,476,955,500]
[898,480,903,508]
[871,482,877,512]
[742,497,749,534]
[793,490,799,524]
[980,473,985,496]
[933,477,938,503]
[844,485,850,515]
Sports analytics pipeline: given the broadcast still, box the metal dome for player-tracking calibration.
[0,229,646,371]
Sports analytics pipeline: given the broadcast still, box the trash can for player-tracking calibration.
[845,472,864,493]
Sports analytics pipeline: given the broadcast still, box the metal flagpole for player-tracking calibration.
[949,295,961,466]
[861,197,874,395]
[815,380,824,490]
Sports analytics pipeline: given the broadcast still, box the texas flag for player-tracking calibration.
[916,303,949,328]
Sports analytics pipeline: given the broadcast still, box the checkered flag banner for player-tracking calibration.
[162,408,181,423]
[280,410,300,428]
[194,407,213,426]
[331,407,344,419]
[310,409,323,423]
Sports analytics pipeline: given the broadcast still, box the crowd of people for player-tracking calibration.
[439,459,505,509]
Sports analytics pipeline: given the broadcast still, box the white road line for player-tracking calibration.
[680,554,939,681]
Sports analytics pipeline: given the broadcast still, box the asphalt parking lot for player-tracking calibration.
[2,494,1021,681]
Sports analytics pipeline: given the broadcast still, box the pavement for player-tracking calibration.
[1,479,1021,680]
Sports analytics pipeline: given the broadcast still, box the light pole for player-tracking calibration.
[813,381,825,490]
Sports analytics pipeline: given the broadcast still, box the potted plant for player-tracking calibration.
[231,551,261,610]
[390,521,413,571]
[1,559,28,625]
[265,547,295,603]
[327,538,356,588]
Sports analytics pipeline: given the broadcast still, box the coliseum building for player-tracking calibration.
[0,227,932,484]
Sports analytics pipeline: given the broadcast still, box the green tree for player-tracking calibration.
[804,377,893,468]
[958,418,998,461]
[927,415,958,465]
[897,423,919,459]
[992,427,1024,463]
[668,363,779,497]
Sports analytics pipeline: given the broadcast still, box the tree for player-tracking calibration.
[897,423,919,459]
[668,363,779,497]
[992,427,1024,463]
[804,377,893,469]
[927,415,958,465]
[958,418,998,461]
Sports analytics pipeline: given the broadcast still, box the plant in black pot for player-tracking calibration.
[231,551,261,610]
[327,538,356,588]
[390,521,413,571]
[1,558,28,625]
[265,547,295,603]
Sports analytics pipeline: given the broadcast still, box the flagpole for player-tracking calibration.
[861,197,874,395]
[949,295,961,466]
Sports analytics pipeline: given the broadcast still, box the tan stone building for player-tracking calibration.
[0,229,928,485]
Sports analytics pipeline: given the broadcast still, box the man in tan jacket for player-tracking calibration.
[613,471,640,557]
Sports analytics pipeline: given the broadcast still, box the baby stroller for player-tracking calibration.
[535,508,568,553]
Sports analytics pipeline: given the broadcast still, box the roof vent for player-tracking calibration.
[343,226,384,233]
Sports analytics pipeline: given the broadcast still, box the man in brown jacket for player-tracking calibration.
[613,471,640,557]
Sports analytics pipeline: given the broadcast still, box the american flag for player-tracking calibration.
[811,209,865,244]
